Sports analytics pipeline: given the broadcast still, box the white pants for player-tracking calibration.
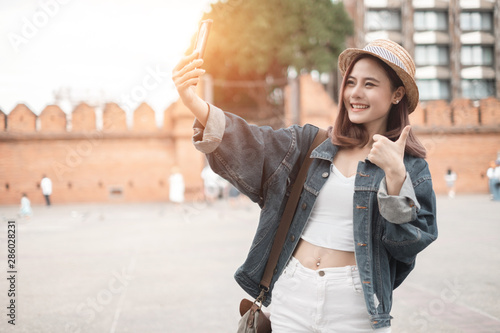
[270,257,391,333]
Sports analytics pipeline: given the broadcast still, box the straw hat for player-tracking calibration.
[338,39,419,113]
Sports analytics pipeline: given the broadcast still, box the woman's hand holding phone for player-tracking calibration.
[172,52,209,126]
[171,20,212,126]
[172,52,204,103]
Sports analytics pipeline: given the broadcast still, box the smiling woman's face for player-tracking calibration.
[343,57,404,134]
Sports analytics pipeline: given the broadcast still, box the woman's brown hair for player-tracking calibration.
[330,54,427,158]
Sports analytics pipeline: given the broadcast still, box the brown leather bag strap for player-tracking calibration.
[259,128,328,290]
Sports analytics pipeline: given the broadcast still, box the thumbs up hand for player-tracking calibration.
[367,126,411,195]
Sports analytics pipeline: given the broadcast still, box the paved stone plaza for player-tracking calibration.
[0,194,499,332]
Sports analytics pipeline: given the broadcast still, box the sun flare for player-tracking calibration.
[0,0,214,114]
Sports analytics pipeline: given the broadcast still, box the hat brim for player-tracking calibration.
[338,48,419,113]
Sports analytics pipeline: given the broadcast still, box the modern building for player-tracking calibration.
[342,0,500,102]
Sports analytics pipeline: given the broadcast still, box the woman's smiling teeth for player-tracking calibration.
[351,104,369,109]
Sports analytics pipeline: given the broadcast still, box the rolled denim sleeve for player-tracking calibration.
[377,173,421,224]
[192,104,226,154]
[381,158,437,264]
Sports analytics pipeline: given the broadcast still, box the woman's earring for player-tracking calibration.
[394,100,400,104]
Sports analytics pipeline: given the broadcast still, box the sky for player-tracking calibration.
[0,0,216,121]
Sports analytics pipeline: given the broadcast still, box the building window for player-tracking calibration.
[365,10,401,31]
[417,79,451,100]
[415,45,449,66]
[414,11,448,31]
[461,45,494,66]
[461,79,496,99]
[460,12,493,31]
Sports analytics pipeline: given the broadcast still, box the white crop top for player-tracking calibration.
[301,163,355,252]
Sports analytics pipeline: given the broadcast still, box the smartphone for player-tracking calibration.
[194,19,212,59]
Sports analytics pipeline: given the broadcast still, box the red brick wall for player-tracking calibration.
[7,104,36,132]
[133,102,157,132]
[0,135,177,204]
[300,74,338,129]
[284,74,338,128]
[421,133,498,194]
[0,110,6,131]
[451,99,479,127]
[425,100,452,127]
[39,105,67,132]
[103,103,127,131]
[0,102,204,205]
[417,97,499,194]
[409,103,425,127]
[480,97,500,126]
[72,103,96,132]
[163,103,175,132]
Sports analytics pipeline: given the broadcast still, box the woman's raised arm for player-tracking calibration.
[171,52,209,126]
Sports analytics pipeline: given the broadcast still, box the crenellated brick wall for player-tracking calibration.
[0,75,499,205]
[0,110,6,131]
[425,100,452,127]
[71,102,96,132]
[39,105,67,132]
[7,104,36,132]
[414,97,500,195]
[0,100,204,205]
[481,98,500,126]
[133,103,158,132]
[103,103,127,132]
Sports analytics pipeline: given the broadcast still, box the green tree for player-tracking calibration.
[192,0,353,126]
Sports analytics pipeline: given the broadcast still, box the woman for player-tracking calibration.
[172,39,437,332]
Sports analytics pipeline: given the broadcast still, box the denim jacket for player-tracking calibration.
[193,105,438,329]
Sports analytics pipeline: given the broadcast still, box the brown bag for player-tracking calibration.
[237,298,271,333]
[237,129,328,333]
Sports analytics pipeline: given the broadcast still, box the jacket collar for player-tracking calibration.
[310,138,385,186]
[310,138,338,162]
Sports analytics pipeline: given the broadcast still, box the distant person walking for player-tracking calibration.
[487,160,500,201]
[40,175,52,206]
[169,166,185,205]
[444,168,457,198]
[19,193,33,218]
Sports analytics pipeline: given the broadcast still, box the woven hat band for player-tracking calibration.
[364,45,407,72]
